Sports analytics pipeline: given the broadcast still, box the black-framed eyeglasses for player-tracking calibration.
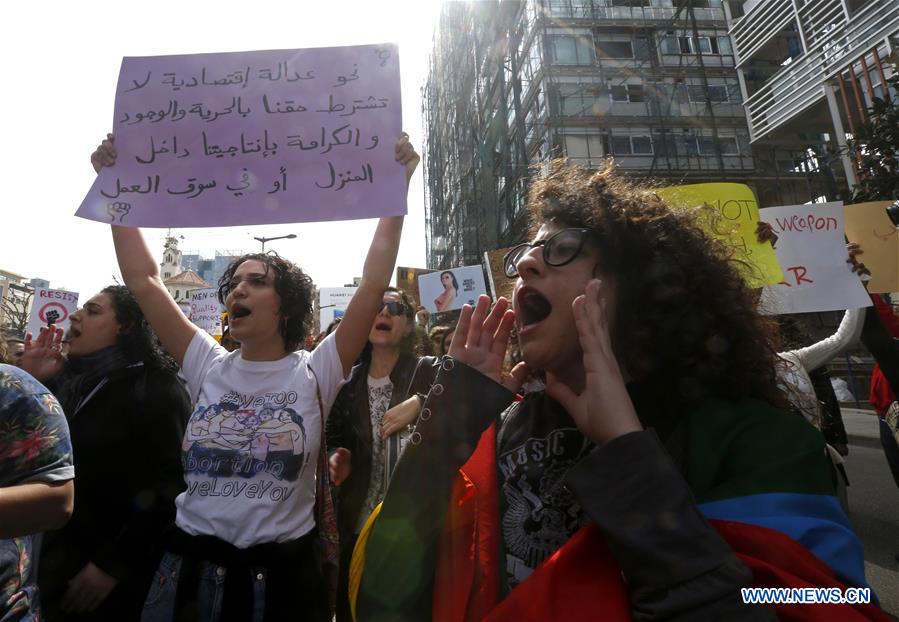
[379,301,408,316]
[503,228,592,278]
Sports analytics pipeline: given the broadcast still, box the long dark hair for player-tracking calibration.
[101,286,177,371]
[441,271,459,293]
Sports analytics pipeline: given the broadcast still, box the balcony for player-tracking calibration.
[729,0,899,141]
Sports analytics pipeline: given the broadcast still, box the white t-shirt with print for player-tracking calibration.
[175,330,347,548]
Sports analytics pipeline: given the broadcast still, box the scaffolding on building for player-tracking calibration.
[422,0,856,270]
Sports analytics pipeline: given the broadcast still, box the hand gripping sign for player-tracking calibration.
[25,287,79,337]
[77,44,404,228]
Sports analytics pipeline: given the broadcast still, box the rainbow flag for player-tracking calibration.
[357,398,886,621]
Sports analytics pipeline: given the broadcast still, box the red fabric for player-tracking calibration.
[433,423,502,622]
[433,430,889,622]
[870,295,899,338]
[869,365,894,417]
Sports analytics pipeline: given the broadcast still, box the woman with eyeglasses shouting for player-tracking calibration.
[352,161,884,621]
[325,287,434,621]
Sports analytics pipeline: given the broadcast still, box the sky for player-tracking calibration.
[0,0,443,300]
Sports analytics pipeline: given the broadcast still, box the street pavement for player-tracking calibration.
[841,408,899,617]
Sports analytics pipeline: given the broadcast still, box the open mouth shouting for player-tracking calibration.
[63,325,81,343]
[515,285,552,336]
[230,303,252,324]
[373,319,393,333]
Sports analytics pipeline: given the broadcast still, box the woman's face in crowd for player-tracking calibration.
[512,221,615,375]
[224,260,283,348]
[369,292,411,350]
[65,293,121,357]
[441,330,455,355]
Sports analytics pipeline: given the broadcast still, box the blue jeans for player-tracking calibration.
[141,552,270,622]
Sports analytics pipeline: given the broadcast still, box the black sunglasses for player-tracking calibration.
[503,228,592,278]
[379,301,409,316]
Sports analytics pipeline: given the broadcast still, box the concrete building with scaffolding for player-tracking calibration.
[423,0,770,268]
[726,0,898,206]
[421,0,897,269]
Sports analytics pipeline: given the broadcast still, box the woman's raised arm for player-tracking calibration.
[93,135,196,366]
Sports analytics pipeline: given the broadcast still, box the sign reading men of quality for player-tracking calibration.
[419,266,488,314]
[655,183,783,288]
[25,288,79,338]
[77,44,403,227]
[758,202,871,314]
[189,288,224,336]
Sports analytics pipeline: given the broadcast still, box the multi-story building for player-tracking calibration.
[159,234,241,293]
[181,251,243,291]
[726,0,898,206]
[422,0,896,269]
[424,0,766,268]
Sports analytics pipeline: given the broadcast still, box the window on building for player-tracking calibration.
[609,83,645,103]
[610,84,629,102]
[698,136,740,155]
[548,35,594,65]
[660,35,680,54]
[606,135,653,155]
[563,133,604,165]
[687,82,739,103]
[627,84,646,102]
[548,0,592,17]
[632,136,653,154]
[679,36,694,54]
[610,136,632,155]
[717,36,733,55]
[595,39,634,59]
[611,0,652,7]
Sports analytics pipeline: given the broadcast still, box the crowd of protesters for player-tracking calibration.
[1,128,897,622]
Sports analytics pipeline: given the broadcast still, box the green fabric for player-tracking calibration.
[684,398,835,504]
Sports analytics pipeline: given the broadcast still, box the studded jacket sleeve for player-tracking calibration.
[357,358,516,621]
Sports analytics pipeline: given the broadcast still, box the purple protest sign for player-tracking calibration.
[76,44,404,227]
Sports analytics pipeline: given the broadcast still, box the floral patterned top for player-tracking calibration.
[0,364,73,621]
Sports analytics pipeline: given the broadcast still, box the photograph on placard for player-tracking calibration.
[418,265,488,313]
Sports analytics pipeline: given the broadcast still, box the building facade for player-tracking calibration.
[726,0,898,206]
[421,0,894,269]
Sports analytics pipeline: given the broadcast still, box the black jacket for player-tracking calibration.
[325,353,434,543]
[39,363,189,621]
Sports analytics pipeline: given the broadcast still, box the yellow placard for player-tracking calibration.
[656,183,784,288]
[843,201,896,294]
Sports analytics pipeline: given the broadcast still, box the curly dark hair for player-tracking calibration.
[101,286,178,371]
[217,253,315,352]
[527,159,784,410]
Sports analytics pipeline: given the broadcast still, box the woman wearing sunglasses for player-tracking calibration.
[354,161,882,621]
[325,288,433,621]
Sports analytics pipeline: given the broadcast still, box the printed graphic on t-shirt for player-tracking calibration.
[182,389,308,484]
[498,427,592,587]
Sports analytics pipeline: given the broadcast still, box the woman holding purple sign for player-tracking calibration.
[90,132,418,621]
